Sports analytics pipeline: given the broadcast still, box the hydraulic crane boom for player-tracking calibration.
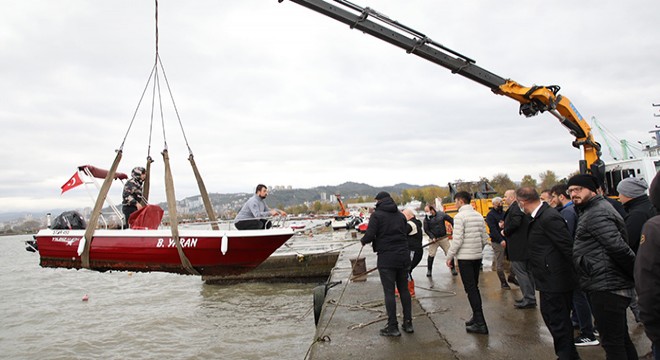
[278,0,604,178]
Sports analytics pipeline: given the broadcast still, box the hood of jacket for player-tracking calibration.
[375,197,398,213]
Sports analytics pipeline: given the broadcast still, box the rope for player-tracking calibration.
[154,0,158,55]
[156,70,168,150]
[119,64,157,150]
[157,54,192,155]
[303,245,364,360]
[347,308,450,330]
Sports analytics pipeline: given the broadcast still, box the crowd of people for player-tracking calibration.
[357,174,660,360]
[152,177,658,359]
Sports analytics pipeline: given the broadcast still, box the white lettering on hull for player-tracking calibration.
[52,237,79,246]
[156,238,198,248]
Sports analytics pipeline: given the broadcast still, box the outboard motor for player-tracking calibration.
[51,211,87,230]
[25,236,38,252]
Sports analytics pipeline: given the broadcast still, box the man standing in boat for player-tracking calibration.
[234,184,286,230]
[122,166,146,228]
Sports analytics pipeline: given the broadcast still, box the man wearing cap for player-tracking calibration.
[618,177,654,325]
[361,191,413,336]
[618,177,655,254]
[636,172,660,359]
[568,174,638,359]
[551,183,599,347]
[122,166,146,228]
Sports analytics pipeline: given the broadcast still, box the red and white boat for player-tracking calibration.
[34,227,294,276]
[31,164,295,276]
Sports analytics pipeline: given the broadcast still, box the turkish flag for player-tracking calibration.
[61,172,83,194]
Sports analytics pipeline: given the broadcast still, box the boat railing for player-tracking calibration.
[174,216,306,231]
[79,166,126,229]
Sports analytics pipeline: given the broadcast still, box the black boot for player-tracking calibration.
[380,325,401,337]
[466,312,488,334]
[466,322,489,334]
[426,256,434,277]
[465,316,475,326]
[402,320,414,333]
[498,271,510,289]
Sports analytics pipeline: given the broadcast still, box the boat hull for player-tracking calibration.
[202,250,340,284]
[35,228,294,276]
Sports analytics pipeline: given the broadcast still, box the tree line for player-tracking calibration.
[401,170,574,206]
[280,170,574,215]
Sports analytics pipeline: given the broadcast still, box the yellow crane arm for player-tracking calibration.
[280,0,605,179]
[497,80,603,175]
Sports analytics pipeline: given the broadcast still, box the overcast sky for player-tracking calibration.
[2,0,660,214]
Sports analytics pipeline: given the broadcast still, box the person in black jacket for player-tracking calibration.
[503,189,536,308]
[423,205,455,277]
[361,191,413,336]
[598,184,627,219]
[403,208,423,298]
[552,183,599,347]
[618,177,655,254]
[635,172,660,359]
[485,197,510,289]
[618,177,654,325]
[569,174,638,359]
[517,187,580,360]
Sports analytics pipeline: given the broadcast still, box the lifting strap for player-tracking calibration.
[80,150,123,268]
[163,149,200,275]
[142,156,154,201]
[188,154,219,230]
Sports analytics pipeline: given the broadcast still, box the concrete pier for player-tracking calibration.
[309,240,652,359]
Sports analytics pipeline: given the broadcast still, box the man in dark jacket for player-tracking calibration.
[636,172,660,359]
[485,197,510,289]
[552,184,599,347]
[423,205,455,276]
[424,205,458,277]
[569,174,638,359]
[517,187,580,360]
[618,177,654,325]
[503,189,536,308]
[618,177,655,254]
[361,191,413,336]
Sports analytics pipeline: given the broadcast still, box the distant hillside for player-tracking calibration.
[162,181,428,215]
[0,182,430,223]
[232,182,424,209]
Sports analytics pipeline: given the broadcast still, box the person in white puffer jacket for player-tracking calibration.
[446,191,490,334]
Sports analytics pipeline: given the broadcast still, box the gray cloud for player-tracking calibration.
[2,0,659,213]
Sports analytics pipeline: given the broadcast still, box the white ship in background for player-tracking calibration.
[595,118,660,195]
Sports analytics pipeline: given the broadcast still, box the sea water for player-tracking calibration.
[0,234,327,360]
